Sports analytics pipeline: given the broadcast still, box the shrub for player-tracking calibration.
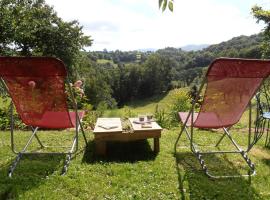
[0,97,26,130]
[66,81,88,110]
[122,106,136,119]
[168,89,191,127]
[154,104,171,129]
[153,89,191,129]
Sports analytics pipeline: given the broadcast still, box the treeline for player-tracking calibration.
[76,33,263,107]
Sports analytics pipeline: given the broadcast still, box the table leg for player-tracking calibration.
[95,140,106,156]
[154,138,160,153]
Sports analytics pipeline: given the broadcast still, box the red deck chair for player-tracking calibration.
[175,58,270,178]
[0,57,87,177]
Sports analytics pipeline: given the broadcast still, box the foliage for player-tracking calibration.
[168,89,190,126]
[159,0,174,12]
[66,81,88,110]
[154,104,171,128]
[187,85,203,109]
[82,109,99,130]
[0,97,26,130]
[122,106,136,119]
[140,54,174,97]
[82,33,263,107]
[252,5,270,58]
[153,89,191,128]
[0,0,92,74]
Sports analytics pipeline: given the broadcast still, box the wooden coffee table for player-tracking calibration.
[93,117,162,156]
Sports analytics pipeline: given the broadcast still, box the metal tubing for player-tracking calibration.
[61,136,77,175]
[30,126,45,148]
[248,101,252,148]
[190,107,194,152]
[9,102,18,154]
[199,150,242,154]
[223,128,243,152]
[66,78,80,153]
[22,128,39,152]
[266,120,270,147]
[8,127,39,177]
[215,132,226,147]
[78,119,87,145]
[174,77,206,150]
[182,125,256,178]
[22,152,67,155]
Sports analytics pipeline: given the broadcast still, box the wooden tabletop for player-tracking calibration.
[129,118,162,132]
[93,118,122,133]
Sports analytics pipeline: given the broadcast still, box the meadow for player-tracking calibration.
[0,89,270,200]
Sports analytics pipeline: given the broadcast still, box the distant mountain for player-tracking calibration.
[204,34,263,54]
[180,44,209,51]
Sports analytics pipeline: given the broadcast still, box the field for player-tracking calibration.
[0,90,270,200]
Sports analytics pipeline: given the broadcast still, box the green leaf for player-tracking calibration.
[159,0,163,9]
[162,0,167,12]
[168,1,173,12]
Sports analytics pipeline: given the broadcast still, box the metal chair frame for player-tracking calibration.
[1,75,87,177]
[174,77,259,179]
[255,83,270,147]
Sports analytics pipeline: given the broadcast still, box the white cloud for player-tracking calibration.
[46,0,264,51]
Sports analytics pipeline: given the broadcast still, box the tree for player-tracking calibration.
[0,0,92,73]
[252,5,270,58]
[140,54,174,97]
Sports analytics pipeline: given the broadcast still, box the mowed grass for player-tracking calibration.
[104,88,189,117]
[0,89,270,199]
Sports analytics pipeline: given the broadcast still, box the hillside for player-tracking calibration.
[204,33,263,58]
[81,33,264,107]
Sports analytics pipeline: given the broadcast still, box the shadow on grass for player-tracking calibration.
[175,152,263,200]
[82,139,157,163]
[0,154,63,199]
[262,158,270,167]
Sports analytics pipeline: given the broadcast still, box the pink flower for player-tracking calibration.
[28,81,36,89]
[74,80,83,88]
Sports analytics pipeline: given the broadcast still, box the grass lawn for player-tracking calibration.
[0,89,270,199]
[0,127,269,199]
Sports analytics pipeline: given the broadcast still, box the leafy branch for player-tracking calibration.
[159,0,174,12]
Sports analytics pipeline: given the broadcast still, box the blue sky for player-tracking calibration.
[46,0,269,51]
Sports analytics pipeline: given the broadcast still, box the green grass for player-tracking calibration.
[0,89,270,199]
[0,128,270,199]
[97,59,117,67]
[104,88,189,117]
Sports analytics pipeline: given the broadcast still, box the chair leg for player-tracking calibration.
[61,134,77,175]
[215,132,226,147]
[174,126,185,153]
[30,127,44,148]
[265,120,270,147]
[179,127,256,178]
[79,120,88,145]
[8,128,38,177]
[61,153,72,175]
[8,153,23,177]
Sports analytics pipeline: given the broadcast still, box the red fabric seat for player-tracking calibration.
[0,57,84,129]
[180,58,270,129]
[178,112,198,127]
[34,111,85,129]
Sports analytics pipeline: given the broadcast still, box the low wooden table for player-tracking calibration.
[93,117,162,156]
